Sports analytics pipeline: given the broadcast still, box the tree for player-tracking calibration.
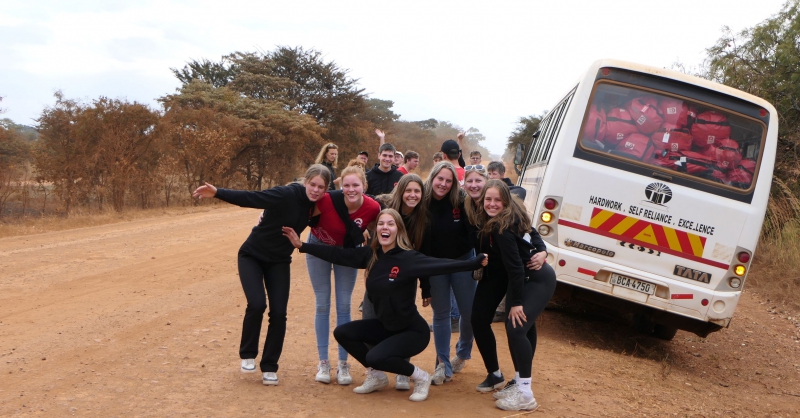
[0,100,32,217]
[504,114,544,164]
[703,0,800,190]
[171,58,236,88]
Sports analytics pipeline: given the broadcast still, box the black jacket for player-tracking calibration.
[366,165,403,196]
[215,183,314,264]
[323,161,337,191]
[479,226,547,307]
[300,243,484,331]
[421,195,473,260]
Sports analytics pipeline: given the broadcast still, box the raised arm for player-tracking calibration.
[375,129,386,149]
[456,132,466,168]
[404,251,487,279]
[282,227,372,269]
[210,184,297,210]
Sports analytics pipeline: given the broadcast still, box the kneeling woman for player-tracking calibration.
[282,209,487,402]
[473,180,556,412]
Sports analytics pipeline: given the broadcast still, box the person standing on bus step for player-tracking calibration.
[420,161,477,385]
[397,151,420,175]
[281,209,489,402]
[306,166,381,386]
[191,164,331,386]
[366,143,404,195]
[470,179,555,411]
[487,161,526,200]
[316,143,339,190]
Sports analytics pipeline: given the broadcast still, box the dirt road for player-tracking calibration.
[1,207,798,417]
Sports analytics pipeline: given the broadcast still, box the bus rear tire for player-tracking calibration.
[652,324,678,341]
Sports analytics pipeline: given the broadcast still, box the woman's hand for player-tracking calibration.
[526,251,547,270]
[422,297,431,308]
[281,227,303,249]
[508,306,527,328]
[192,182,217,200]
[479,253,489,267]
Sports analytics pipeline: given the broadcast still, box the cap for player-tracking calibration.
[357,150,369,157]
[440,139,460,158]
[395,151,404,158]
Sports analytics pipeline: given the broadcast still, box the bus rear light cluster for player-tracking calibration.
[537,225,551,236]
[544,198,558,210]
[734,265,746,276]
[737,252,751,263]
[540,212,553,223]
[728,277,742,288]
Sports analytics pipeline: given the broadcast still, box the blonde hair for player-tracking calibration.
[385,174,428,250]
[315,143,339,168]
[347,158,366,171]
[366,209,414,277]
[478,179,531,239]
[464,168,488,227]
[423,161,462,209]
[339,165,368,191]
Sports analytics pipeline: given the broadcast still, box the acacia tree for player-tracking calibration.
[703,0,800,189]
[0,101,32,217]
[504,114,544,163]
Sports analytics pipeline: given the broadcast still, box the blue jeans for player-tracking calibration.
[429,250,477,377]
[450,290,460,319]
[306,234,358,362]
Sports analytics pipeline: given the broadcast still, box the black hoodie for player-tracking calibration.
[299,243,484,331]
[215,183,314,264]
[478,225,547,307]
[366,164,403,196]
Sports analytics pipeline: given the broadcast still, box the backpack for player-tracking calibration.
[658,97,693,129]
[714,138,742,171]
[628,97,663,135]
[691,111,731,148]
[650,127,693,152]
[583,104,607,142]
[604,107,639,147]
[612,133,653,160]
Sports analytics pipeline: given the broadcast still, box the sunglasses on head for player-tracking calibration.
[465,164,486,171]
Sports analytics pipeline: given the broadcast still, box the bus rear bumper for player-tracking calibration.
[546,246,734,337]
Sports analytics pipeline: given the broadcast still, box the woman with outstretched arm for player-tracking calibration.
[192,164,330,387]
[282,208,488,402]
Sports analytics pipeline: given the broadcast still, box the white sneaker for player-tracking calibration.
[315,360,331,383]
[337,362,352,385]
[395,375,410,390]
[409,372,432,402]
[493,379,519,400]
[430,363,451,385]
[262,372,278,386]
[451,355,467,374]
[353,370,389,394]
[495,389,539,411]
[240,359,256,373]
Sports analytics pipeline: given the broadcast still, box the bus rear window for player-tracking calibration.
[579,82,764,191]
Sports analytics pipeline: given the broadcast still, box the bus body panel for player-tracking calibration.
[518,59,778,336]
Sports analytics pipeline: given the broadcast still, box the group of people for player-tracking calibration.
[191,131,556,412]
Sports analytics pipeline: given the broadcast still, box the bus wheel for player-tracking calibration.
[652,324,678,341]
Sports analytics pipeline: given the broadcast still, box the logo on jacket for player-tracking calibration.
[389,266,400,280]
[353,218,363,228]
[453,208,461,220]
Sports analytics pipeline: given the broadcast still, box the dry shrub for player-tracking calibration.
[748,177,800,311]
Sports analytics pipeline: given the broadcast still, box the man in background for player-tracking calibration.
[394,151,404,168]
[366,143,403,195]
[397,151,419,175]
[357,151,369,167]
[432,152,443,164]
[469,151,482,165]
[487,161,526,200]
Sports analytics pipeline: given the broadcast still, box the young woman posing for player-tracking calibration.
[282,209,488,402]
[420,162,477,385]
[306,166,381,385]
[471,180,556,411]
[192,164,331,386]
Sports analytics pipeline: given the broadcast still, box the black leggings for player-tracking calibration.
[333,315,430,376]
[471,263,556,378]
[505,263,556,378]
[238,253,291,373]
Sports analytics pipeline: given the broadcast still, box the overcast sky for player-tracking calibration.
[0,0,789,155]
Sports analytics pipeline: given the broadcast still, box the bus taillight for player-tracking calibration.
[737,252,750,263]
[544,198,557,210]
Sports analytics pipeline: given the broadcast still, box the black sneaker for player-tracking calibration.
[476,372,505,392]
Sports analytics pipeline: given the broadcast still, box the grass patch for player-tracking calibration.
[748,221,800,312]
[0,202,224,239]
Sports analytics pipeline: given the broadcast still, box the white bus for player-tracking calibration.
[514,59,777,339]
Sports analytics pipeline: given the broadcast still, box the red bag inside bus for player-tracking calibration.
[628,97,664,135]
[583,104,607,142]
[698,144,717,158]
[603,107,639,146]
[658,97,692,128]
[691,110,731,147]
[653,150,716,175]
[727,168,753,188]
[613,133,652,160]
[715,138,742,170]
[738,158,756,174]
[650,127,693,152]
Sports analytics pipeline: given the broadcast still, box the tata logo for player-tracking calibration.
[673,265,711,284]
[645,182,672,205]
[389,266,400,280]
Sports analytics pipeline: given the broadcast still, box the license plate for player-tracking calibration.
[609,273,655,295]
